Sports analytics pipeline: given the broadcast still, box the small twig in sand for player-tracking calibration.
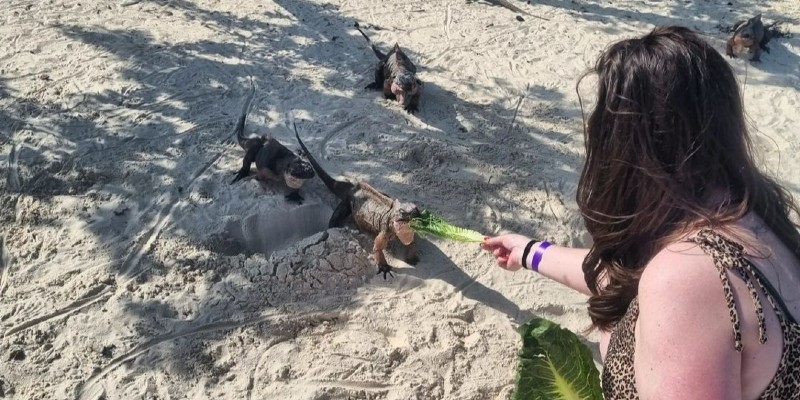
[542,180,564,225]
[507,83,530,136]
[488,202,503,233]
[6,142,20,192]
[6,123,21,192]
[0,234,13,298]
[742,60,749,98]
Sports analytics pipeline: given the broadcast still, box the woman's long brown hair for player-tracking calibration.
[577,26,800,331]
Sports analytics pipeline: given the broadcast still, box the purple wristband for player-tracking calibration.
[530,241,551,271]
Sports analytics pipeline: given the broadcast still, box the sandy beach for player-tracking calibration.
[1,0,798,398]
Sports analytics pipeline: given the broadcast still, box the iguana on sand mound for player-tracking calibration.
[295,124,420,278]
[726,13,772,62]
[230,91,315,204]
[354,22,422,114]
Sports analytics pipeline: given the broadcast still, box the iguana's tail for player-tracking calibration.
[294,123,354,200]
[234,80,256,150]
[354,22,386,60]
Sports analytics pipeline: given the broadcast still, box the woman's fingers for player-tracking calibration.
[493,247,509,258]
[484,234,531,271]
[483,235,503,246]
[498,259,508,269]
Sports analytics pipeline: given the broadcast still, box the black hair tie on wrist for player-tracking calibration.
[521,239,538,270]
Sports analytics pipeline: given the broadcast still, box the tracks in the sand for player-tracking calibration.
[2,149,228,336]
[77,310,341,400]
[2,80,257,338]
[77,315,273,400]
[319,116,364,158]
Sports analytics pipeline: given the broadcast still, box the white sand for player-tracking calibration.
[0,0,798,398]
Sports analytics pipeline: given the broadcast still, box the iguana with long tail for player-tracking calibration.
[295,124,420,278]
[354,22,422,113]
[230,90,315,204]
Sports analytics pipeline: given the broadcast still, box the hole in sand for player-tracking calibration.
[225,203,333,256]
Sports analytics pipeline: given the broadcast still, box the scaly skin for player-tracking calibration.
[351,182,420,271]
[230,91,315,203]
[726,13,769,62]
[295,126,420,278]
[355,23,422,113]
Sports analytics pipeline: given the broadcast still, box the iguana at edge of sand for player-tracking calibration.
[726,13,772,62]
[471,0,549,20]
[230,90,315,204]
[354,22,422,114]
[294,124,421,278]
[485,0,530,16]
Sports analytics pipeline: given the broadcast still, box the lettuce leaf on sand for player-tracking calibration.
[514,317,603,400]
[409,210,484,242]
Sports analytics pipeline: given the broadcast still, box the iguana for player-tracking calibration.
[294,124,420,278]
[354,22,422,114]
[484,0,528,16]
[230,92,315,204]
[726,13,771,62]
[470,0,549,21]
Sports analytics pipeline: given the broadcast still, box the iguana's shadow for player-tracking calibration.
[385,237,533,324]
[737,39,800,84]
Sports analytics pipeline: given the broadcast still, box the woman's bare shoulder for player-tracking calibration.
[633,241,742,399]
[638,240,722,302]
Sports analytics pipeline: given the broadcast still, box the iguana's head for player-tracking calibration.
[733,14,762,47]
[284,158,315,189]
[391,71,420,108]
[391,200,421,245]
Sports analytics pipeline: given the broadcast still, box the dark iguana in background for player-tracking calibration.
[230,92,315,204]
[726,13,773,62]
[354,22,422,114]
[295,125,420,278]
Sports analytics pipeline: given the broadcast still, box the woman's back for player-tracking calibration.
[737,214,800,398]
[601,212,800,399]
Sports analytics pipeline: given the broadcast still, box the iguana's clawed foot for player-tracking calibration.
[231,171,249,184]
[285,191,304,204]
[404,104,419,114]
[377,264,394,279]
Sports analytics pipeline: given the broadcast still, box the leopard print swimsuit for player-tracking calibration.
[602,229,800,399]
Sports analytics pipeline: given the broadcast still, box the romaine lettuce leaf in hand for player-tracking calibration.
[409,210,484,243]
[514,317,603,400]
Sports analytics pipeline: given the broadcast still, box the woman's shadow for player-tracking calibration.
[382,237,535,324]
[384,237,605,365]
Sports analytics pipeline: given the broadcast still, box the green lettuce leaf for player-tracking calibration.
[514,318,603,400]
[409,210,484,243]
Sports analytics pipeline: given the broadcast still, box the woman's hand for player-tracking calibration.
[481,234,534,271]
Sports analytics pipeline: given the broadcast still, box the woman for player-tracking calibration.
[482,26,800,399]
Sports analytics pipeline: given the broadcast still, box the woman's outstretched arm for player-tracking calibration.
[481,234,594,296]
